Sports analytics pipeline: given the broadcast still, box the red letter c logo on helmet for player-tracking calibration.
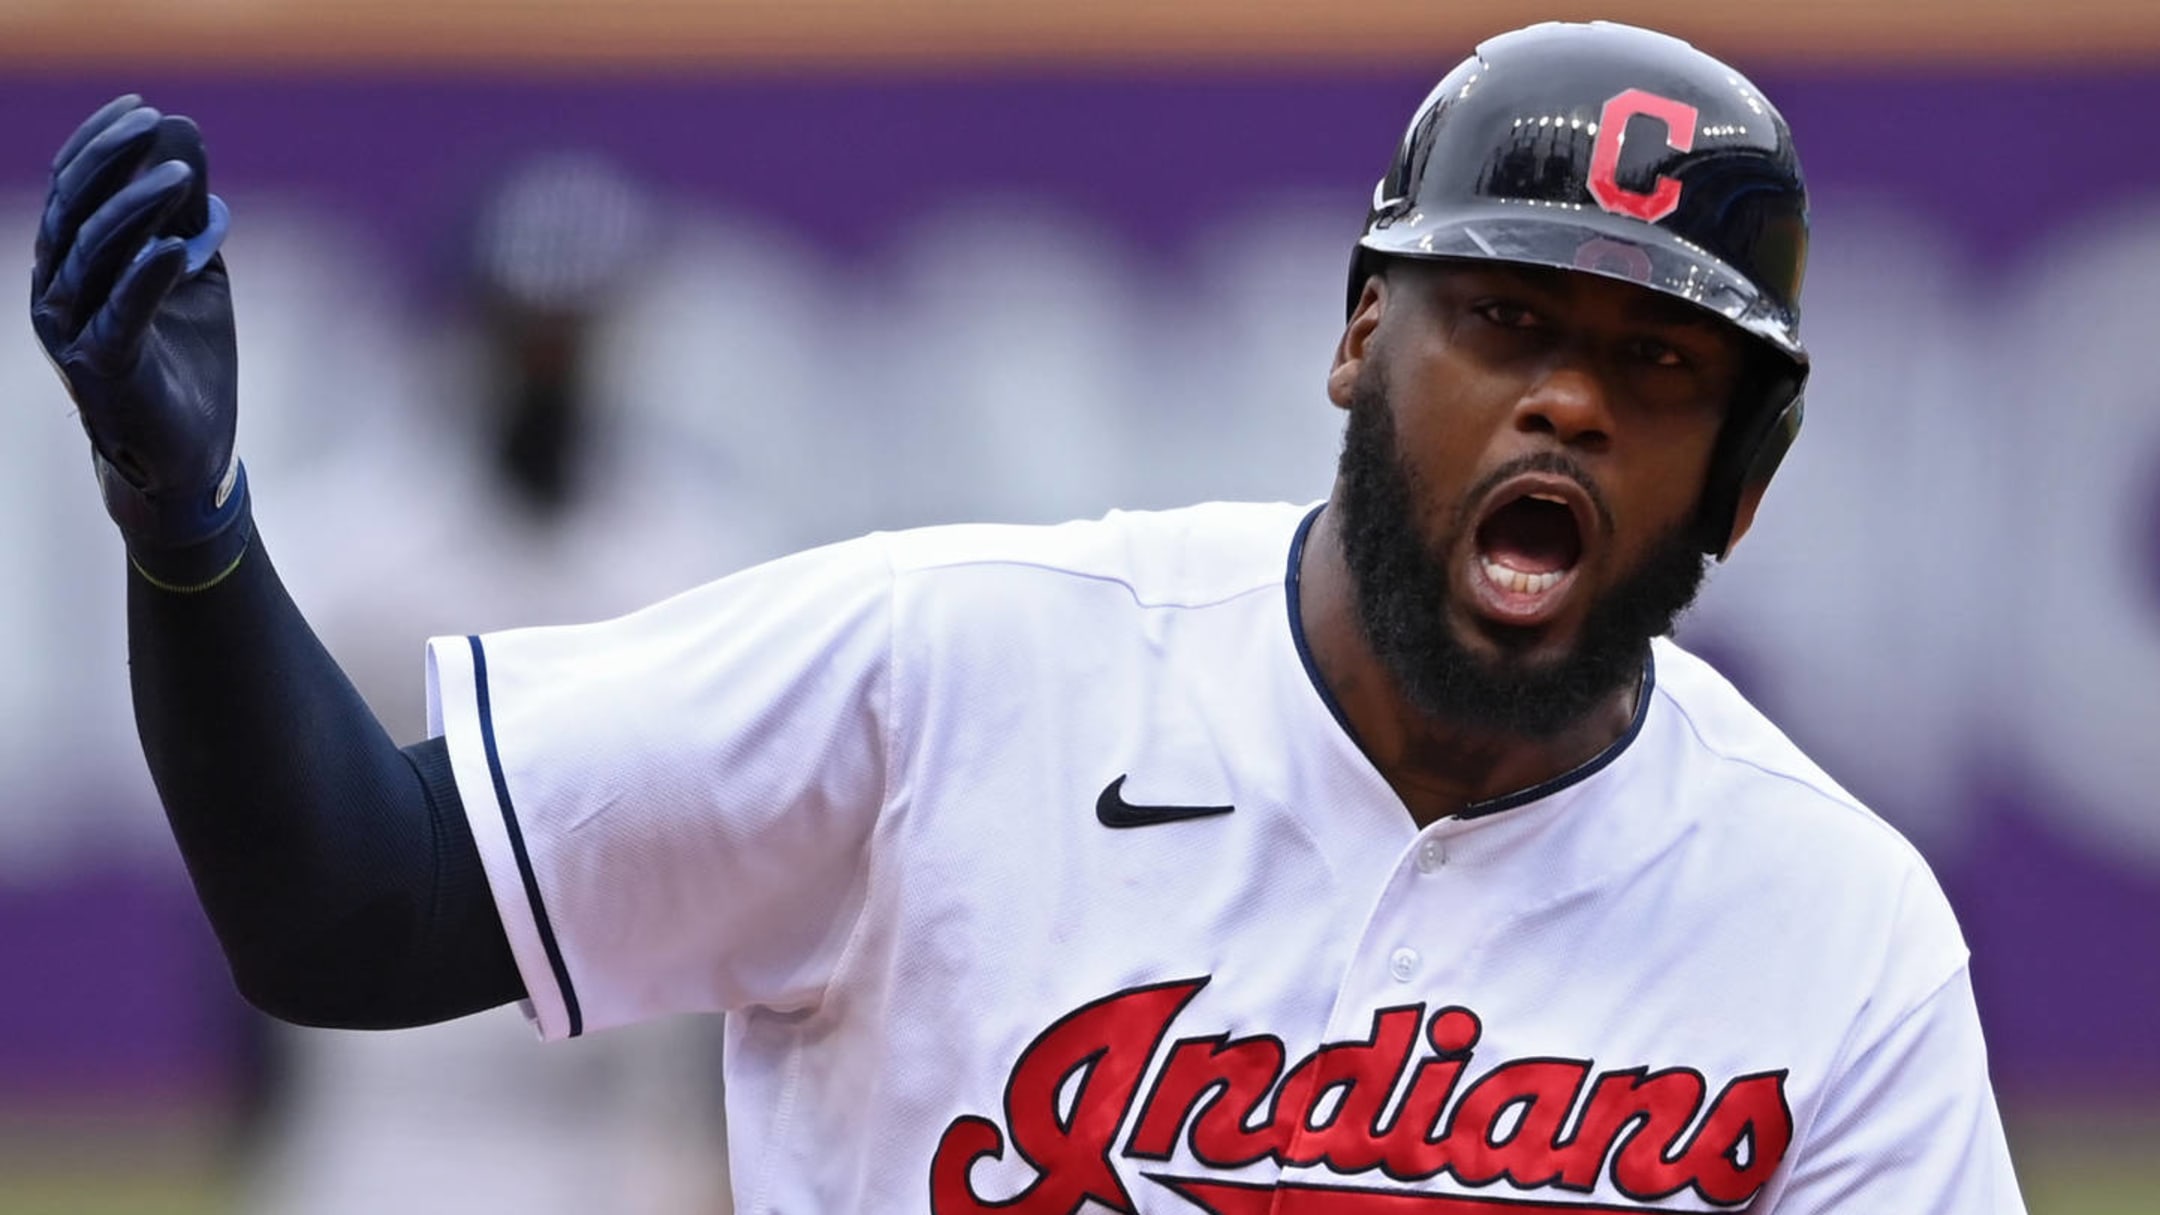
[1588,88,1699,223]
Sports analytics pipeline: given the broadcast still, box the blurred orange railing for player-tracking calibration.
[2,0,2158,69]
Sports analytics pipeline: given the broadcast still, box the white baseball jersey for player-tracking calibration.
[425,500,2024,1214]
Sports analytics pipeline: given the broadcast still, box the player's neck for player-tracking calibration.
[1298,504,1641,828]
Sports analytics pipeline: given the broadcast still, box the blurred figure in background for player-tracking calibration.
[242,155,778,1215]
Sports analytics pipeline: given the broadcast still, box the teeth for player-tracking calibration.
[1480,557,1564,596]
[1527,493,1569,505]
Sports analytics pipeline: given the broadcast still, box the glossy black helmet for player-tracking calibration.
[1350,21,1810,557]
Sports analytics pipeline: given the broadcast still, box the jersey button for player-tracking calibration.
[1389,947,1420,982]
[1416,838,1446,873]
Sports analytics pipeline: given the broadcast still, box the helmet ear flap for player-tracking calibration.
[1699,362,1805,559]
[1345,247,1395,320]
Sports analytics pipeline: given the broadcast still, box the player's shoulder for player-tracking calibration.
[1650,636,1868,815]
[877,500,1316,609]
[1652,637,1976,1016]
[1649,639,1952,880]
[1649,636,1966,943]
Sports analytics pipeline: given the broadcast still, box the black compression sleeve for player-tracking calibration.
[128,524,524,1028]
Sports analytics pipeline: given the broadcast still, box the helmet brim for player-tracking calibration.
[1353,205,1806,369]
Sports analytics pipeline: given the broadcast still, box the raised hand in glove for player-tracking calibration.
[31,94,245,590]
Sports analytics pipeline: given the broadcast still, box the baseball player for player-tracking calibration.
[32,21,2024,1214]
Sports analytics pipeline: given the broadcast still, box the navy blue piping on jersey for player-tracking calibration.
[1283,501,1656,821]
[1286,503,1365,745]
[468,635,585,1038]
[1457,652,1654,819]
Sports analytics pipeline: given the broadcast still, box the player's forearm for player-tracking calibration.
[127,525,523,1028]
[26,95,520,1030]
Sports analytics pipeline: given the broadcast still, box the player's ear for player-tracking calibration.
[1328,276,1386,411]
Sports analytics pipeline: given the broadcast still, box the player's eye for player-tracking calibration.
[1472,299,1541,329]
[1629,337,1687,368]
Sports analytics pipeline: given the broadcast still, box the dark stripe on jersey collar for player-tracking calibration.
[469,635,585,1038]
[1283,502,1656,822]
[1286,503,1364,745]
[1458,655,1654,819]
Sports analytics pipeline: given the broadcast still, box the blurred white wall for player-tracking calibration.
[3,184,2157,884]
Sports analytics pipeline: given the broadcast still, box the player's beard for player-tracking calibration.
[1333,364,1710,739]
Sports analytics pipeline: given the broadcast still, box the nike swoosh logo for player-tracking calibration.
[1096,774,1234,829]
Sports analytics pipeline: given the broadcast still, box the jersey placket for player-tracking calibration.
[1267,813,1486,1206]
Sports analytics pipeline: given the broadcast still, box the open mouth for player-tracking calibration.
[1466,474,1596,629]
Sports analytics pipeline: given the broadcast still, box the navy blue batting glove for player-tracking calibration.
[31,95,247,591]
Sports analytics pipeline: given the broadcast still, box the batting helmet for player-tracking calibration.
[1350,21,1809,557]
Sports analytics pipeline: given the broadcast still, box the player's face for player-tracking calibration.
[1329,260,1748,736]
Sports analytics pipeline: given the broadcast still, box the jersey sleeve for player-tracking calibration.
[1769,966,2025,1213]
[425,533,895,1040]
[1765,853,2027,1214]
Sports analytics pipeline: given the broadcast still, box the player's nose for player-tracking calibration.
[1512,363,1615,453]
